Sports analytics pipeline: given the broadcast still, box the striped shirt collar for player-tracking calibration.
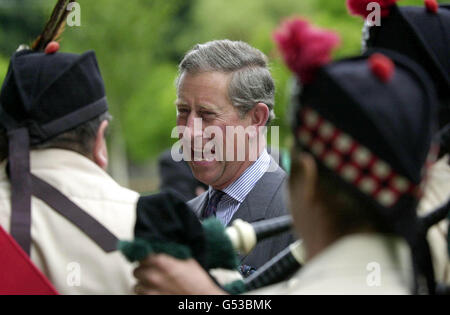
[209,149,271,203]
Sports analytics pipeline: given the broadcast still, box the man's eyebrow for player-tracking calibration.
[198,103,219,111]
[175,100,188,106]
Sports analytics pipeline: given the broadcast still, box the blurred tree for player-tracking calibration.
[122,63,178,161]
[0,54,7,79]
[58,0,191,169]
[0,0,50,56]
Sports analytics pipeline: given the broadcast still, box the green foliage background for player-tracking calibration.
[0,0,444,187]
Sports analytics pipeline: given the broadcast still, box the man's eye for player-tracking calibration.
[201,111,215,117]
[177,109,189,115]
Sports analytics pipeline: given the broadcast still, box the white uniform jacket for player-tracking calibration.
[249,234,413,295]
[0,149,139,294]
[418,155,450,284]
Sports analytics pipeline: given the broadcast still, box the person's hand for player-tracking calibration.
[133,254,227,295]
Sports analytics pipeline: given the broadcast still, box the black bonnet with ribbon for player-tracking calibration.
[347,0,450,152]
[274,17,440,294]
[0,48,113,255]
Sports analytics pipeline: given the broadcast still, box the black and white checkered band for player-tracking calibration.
[296,106,421,208]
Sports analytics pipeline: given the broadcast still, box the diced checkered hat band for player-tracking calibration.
[296,106,422,208]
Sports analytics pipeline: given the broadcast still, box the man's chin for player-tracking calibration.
[190,159,217,168]
[189,160,221,186]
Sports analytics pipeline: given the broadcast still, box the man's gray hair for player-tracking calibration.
[177,40,276,124]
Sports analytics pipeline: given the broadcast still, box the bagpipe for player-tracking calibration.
[226,215,293,255]
[119,190,450,294]
[119,190,301,293]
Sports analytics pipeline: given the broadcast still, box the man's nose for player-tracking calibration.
[186,114,203,139]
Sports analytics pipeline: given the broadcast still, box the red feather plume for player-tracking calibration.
[273,18,340,84]
[346,0,400,18]
[425,0,439,13]
[369,53,395,83]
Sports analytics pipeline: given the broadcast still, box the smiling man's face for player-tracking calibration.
[176,71,254,190]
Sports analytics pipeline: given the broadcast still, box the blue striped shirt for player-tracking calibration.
[209,150,271,226]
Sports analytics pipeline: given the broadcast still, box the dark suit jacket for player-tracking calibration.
[187,159,295,270]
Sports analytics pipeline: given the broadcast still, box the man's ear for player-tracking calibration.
[93,120,109,170]
[250,103,270,127]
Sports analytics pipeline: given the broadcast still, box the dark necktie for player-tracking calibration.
[202,190,225,218]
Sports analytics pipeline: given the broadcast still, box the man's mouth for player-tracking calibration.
[191,146,216,162]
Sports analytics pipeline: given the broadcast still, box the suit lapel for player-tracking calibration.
[229,199,252,224]
[228,159,286,225]
[188,192,209,218]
